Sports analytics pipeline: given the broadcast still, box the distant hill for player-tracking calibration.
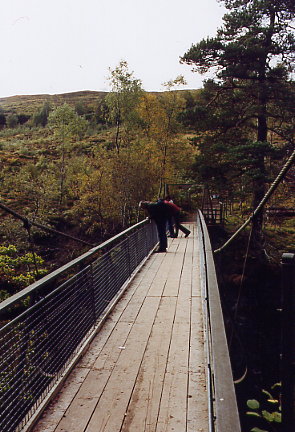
[0,91,108,116]
[0,88,200,117]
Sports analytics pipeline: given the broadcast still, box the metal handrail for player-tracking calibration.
[0,218,158,432]
[197,210,241,432]
[0,218,151,313]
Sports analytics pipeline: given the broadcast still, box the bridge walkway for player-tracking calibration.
[33,222,209,432]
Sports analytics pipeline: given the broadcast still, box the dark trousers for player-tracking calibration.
[156,220,168,251]
[167,216,175,237]
[174,214,190,237]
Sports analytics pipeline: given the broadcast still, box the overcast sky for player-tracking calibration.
[1,0,225,98]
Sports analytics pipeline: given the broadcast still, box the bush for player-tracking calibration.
[0,245,47,294]
[6,114,19,129]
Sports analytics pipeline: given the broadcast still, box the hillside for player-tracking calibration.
[0,89,200,117]
[0,90,108,116]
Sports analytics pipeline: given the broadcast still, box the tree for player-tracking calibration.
[0,107,6,128]
[181,0,295,252]
[32,101,51,127]
[137,76,188,196]
[48,104,89,205]
[110,144,159,227]
[3,161,58,218]
[6,113,19,129]
[104,60,143,153]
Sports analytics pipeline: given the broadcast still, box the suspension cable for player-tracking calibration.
[214,148,295,254]
[0,200,95,247]
[25,222,40,276]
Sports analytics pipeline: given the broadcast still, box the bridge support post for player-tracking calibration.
[281,253,295,432]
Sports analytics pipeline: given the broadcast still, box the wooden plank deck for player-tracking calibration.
[33,223,208,432]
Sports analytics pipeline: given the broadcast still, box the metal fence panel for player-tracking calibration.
[0,220,158,432]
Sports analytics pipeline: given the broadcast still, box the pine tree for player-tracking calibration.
[181,0,295,254]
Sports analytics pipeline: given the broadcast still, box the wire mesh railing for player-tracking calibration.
[0,219,158,432]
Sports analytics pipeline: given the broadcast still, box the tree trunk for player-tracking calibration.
[251,7,277,258]
[252,72,268,258]
[115,118,120,154]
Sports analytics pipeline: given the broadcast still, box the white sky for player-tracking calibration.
[0,0,225,98]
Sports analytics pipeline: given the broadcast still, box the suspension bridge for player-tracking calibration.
[0,212,241,432]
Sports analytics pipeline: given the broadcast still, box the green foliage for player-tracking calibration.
[250,428,268,432]
[48,103,87,140]
[0,245,47,292]
[0,84,196,282]
[1,161,60,219]
[137,78,188,196]
[32,101,51,127]
[182,0,295,79]
[47,104,90,205]
[247,399,261,410]
[181,0,294,252]
[6,113,19,129]
[104,60,143,153]
[246,383,282,432]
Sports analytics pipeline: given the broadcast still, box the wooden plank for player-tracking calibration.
[147,246,177,297]
[163,239,186,297]
[120,296,177,432]
[186,222,208,430]
[187,296,208,432]
[55,297,161,432]
[154,233,196,431]
[32,367,90,432]
[178,229,194,300]
[117,253,165,323]
[54,257,164,432]
[78,253,160,368]
[32,247,164,432]
[192,228,201,297]
[79,252,162,366]
[104,253,160,322]
[51,256,164,432]
[156,295,191,431]
[54,321,134,432]
[84,296,162,432]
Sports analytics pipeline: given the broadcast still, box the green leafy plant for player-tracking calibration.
[0,245,47,294]
[246,383,281,432]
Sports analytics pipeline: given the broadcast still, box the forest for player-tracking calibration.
[0,1,294,430]
[0,69,293,299]
[0,69,201,297]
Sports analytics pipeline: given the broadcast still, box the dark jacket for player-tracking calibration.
[146,201,172,223]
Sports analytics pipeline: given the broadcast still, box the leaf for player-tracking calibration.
[262,389,273,399]
[262,410,274,422]
[246,411,261,418]
[273,412,282,423]
[267,399,279,406]
[251,428,268,432]
[247,399,260,410]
